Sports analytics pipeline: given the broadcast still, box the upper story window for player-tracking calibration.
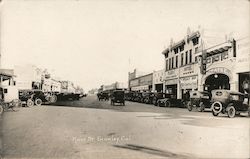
[172,57,174,69]
[181,53,184,66]
[174,48,178,54]
[179,45,184,52]
[176,55,178,68]
[166,59,169,71]
[169,58,172,70]
[185,51,188,65]
[195,47,198,53]
[189,49,192,63]
[192,37,199,46]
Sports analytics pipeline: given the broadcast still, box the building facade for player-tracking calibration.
[162,28,249,99]
[152,69,164,92]
[129,73,153,92]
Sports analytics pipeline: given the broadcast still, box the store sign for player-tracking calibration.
[206,67,232,79]
[165,79,178,85]
[131,85,149,91]
[180,76,197,89]
[139,74,153,86]
[130,79,139,87]
[165,69,178,80]
[179,63,198,77]
[236,39,250,73]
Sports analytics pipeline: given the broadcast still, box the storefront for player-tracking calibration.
[164,69,179,98]
[152,70,164,92]
[129,73,153,92]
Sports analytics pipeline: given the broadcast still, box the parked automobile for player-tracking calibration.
[187,91,211,112]
[133,92,143,103]
[110,90,125,106]
[97,92,109,101]
[211,89,250,118]
[157,93,183,107]
[0,86,21,114]
[141,92,154,104]
[152,92,165,106]
[19,89,50,106]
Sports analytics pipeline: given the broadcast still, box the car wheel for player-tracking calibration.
[187,101,192,111]
[27,99,34,107]
[35,98,42,106]
[212,110,219,116]
[211,101,222,114]
[164,101,171,107]
[198,102,205,112]
[226,105,236,118]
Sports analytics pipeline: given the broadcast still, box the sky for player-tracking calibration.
[0,0,249,91]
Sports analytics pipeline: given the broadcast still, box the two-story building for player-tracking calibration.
[129,73,153,92]
[152,69,164,92]
[162,28,248,99]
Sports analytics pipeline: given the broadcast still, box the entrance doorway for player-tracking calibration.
[165,84,177,99]
[204,74,230,93]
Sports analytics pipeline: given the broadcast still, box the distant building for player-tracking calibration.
[129,72,153,92]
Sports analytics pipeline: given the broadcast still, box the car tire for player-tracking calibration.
[198,102,205,112]
[35,98,42,106]
[187,101,192,111]
[226,105,236,118]
[164,101,171,107]
[27,99,34,107]
[212,110,219,116]
[211,101,222,114]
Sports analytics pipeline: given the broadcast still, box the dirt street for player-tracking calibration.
[0,96,249,158]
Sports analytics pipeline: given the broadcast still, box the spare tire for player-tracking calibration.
[211,101,222,114]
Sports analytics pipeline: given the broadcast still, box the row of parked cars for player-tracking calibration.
[124,91,184,107]
[125,89,250,118]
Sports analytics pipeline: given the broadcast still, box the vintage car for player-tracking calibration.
[187,91,211,112]
[211,89,250,118]
[110,90,125,106]
[0,86,21,114]
[152,92,165,106]
[141,92,154,104]
[97,92,109,101]
[19,89,50,106]
[133,92,143,103]
[157,93,183,107]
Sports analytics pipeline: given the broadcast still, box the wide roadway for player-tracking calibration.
[0,95,249,158]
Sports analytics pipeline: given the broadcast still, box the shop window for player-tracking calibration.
[189,50,192,63]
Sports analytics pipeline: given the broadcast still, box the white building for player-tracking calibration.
[152,69,164,92]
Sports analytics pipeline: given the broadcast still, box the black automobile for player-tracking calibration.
[97,92,109,101]
[157,93,183,107]
[187,91,211,112]
[211,89,250,118]
[141,92,154,104]
[19,89,49,106]
[152,92,165,106]
[110,90,125,106]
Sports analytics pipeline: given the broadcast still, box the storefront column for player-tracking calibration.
[177,82,181,99]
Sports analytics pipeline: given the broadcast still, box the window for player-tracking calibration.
[166,59,168,71]
[169,58,172,70]
[181,53,184,66]
[180,45,184,52]
[171,57,174,69]
[185,51,188,65]
[192,37,199,45]
[174,48,178,54]
[189,50,192,63]
[4,89,7,94]
[195,47,198,53]
[195,56,198,62]
[176,56,178,68]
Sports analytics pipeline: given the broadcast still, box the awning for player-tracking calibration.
[206,42,232,56]
[0,69,15,80]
